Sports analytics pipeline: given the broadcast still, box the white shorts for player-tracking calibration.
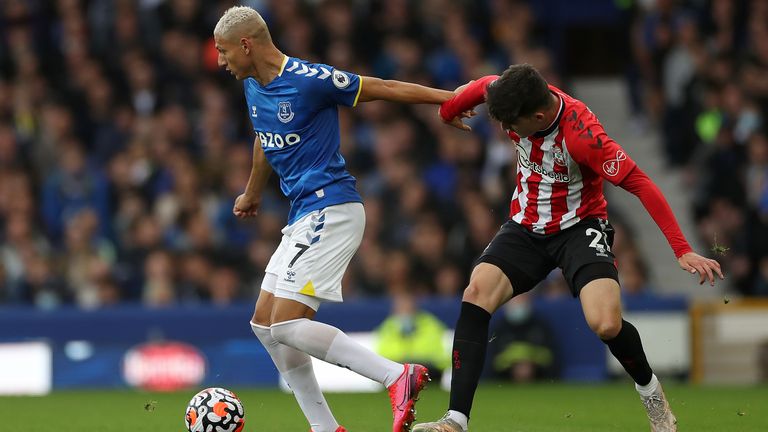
[261,202,364,310]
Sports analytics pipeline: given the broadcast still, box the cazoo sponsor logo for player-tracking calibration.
[258,131,301,148]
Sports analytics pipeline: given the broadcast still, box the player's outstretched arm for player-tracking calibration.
[356,76,454,105]
[234,137,272,219]
[619,166,724,286]
[564,108,725,286]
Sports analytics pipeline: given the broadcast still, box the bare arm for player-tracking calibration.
[234,137,273,218]
[244,137,272,198]
[356,76,454,104]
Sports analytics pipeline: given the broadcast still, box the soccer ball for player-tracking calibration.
[185,387,245,432]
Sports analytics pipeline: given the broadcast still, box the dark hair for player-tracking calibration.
[486,64,552,125]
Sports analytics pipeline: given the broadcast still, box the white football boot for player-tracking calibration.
[640,382,678,432]
[412,413,466,432]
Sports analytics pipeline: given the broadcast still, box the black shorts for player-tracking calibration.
[476,218,618,297]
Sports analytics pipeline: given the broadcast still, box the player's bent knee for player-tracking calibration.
[252,311,271,327]
[269,319,294,344]
[252,284,277,326]
[591,318,622,340]
[251,303,273,327]
[462,281,499,306]
[461,280,483,303]
[462,264,514,313]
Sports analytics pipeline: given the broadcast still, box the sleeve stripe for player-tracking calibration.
[278,55,289,76]
[352,76,363,107]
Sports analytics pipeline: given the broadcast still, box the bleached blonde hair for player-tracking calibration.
[213,6,271,42]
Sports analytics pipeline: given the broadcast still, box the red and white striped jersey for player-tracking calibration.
[507,85,636,234]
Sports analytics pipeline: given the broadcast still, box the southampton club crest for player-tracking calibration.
[552,145,567,167]
[277,101,294,123]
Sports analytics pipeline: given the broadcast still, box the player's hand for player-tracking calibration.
[439,107,477,131]
[438,80,478,131]
[233,193,260,219]
[677,252,724,286]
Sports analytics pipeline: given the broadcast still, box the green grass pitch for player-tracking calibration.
[2,383,766,431]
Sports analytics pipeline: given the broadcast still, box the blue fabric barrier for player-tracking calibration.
[0,294,687,388]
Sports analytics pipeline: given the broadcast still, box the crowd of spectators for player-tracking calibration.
[0,0,700,310]
[632,0,768,296]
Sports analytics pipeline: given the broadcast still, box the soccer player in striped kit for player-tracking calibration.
[414,64,724,432]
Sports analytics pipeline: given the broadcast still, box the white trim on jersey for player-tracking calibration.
[511,139,532,226]
[532,135,556,234]
[559,136,583,231]
[278,55,289,76]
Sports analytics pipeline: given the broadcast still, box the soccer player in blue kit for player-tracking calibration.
[213,6,458,432]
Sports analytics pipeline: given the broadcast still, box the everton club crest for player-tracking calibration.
[277,101,294,123]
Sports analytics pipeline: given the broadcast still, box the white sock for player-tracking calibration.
[271,318,404,387]
[251,323,339,432]
[635,373,660,397]
[447,410,469,431]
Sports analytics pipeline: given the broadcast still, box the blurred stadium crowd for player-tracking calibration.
[633,0,768,296]
[0,0,765,309]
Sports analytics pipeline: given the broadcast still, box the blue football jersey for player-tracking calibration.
[244,56,363,224]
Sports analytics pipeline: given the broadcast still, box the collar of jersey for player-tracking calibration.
[253,55,290,90]
[532,93,564,138]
